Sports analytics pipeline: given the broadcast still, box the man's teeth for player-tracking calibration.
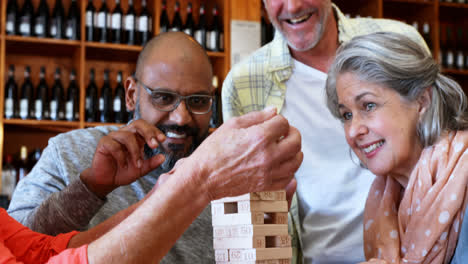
[288,14,311,24]
[363,141,384,154]
[166,131,187,139]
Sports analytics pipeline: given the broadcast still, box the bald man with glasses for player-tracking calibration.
[8,32,303,263]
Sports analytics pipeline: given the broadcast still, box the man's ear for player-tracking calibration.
[417,87,432,118]
[125,77,137,111]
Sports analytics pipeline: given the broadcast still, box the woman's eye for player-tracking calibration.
[342,112,352,121]
[365,103,376,111]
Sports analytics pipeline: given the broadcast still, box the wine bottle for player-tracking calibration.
[113,71,127,123]
[169,2,182,32]
[111,0,123,43]
[66,70,80,121]
[4,65,18,119]
[27,148,42,172]
[85,0,95,41]
[207,5,223,52]
[1,154,17,200]
[183,3,194,36]
[194,4,207,49]
[34,0,49,38]
[422,22,431,50]
[86,69,99,122]
[99,70,113,123]
[160,0,169,34]
[66,0,80,40]
[444,26,455,69]
[455,27,465,70]
[19,66,34,120]
[17,145,29,182]
[137,0,151,45]
[50,0,66,39]
[124,0,136,45]
[50,68,65,121]
[19,0,34,37]
[95,0,109,43]
[35,66,50,120]
[6,0,19,35]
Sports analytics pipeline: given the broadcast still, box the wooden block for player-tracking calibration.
[229,248,292,261]
[238,200,288,213]
[265,212,288,224]
[215,249,229,261]
[213,191,287,203]
[216,258,291,263]
[214,236,266,249]
[213,224,288,238]
[212,212,265,226]
[266,235,292,248]
[212,202,238,216]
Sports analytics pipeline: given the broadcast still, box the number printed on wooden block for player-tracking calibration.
[266,235,292,248]
[264,212,288,224]
[215,249,229,261]
[213,224,288,238]
[214,236,266,249]
[238,200,288,213]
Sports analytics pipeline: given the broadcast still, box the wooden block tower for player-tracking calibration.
[211,191,292,263]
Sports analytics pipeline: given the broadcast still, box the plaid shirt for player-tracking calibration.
[222,4,428,264]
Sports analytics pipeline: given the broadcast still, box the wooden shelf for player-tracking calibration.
[3,119,81,128]
[439,2,468,8]
[442,69,468,75]
[85,122,126,128]
[85,41,143,52]
[5,35,81,46]
[384,0,434,5]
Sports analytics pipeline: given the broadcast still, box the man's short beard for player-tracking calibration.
[134,95,208,174]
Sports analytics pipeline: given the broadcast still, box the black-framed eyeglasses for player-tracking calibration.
[134,76,214,115]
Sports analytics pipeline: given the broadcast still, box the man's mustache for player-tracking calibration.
[156,124,198,137]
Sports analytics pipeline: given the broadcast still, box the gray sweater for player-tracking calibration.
[8,125,214,263]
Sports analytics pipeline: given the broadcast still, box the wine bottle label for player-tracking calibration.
[112,13,121,29]
[86,11,93,26]
[456,52,464,69]
[20,99,28,119]
[113,98,121,112]
[86,97,91,109]
[59,110,65,119]
[35,23,44,35]
[50,22,57,36]
[5,98,13,118]
[35,100,43,119]
[50,100,57,119]
[208,31,217,50]
[194,30,202,45]
[6,15,14,33]
[66,101,73,120]
[125,15,134,30]
[1,168,17,199]
[97,12,106,28]
[66,23,73,38]
[183,28,192,36]
[138,16,148,32]
[99,98,104,111]
[447,51,454,67]
[20,20,30,35]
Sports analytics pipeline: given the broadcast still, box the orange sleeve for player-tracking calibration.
[0,208,83,264]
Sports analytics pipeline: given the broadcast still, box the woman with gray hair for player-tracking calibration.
[325,31,468,264]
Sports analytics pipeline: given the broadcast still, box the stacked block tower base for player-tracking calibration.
[211,191,292,263]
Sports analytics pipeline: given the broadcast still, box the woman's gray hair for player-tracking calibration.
[326,32,468,147]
